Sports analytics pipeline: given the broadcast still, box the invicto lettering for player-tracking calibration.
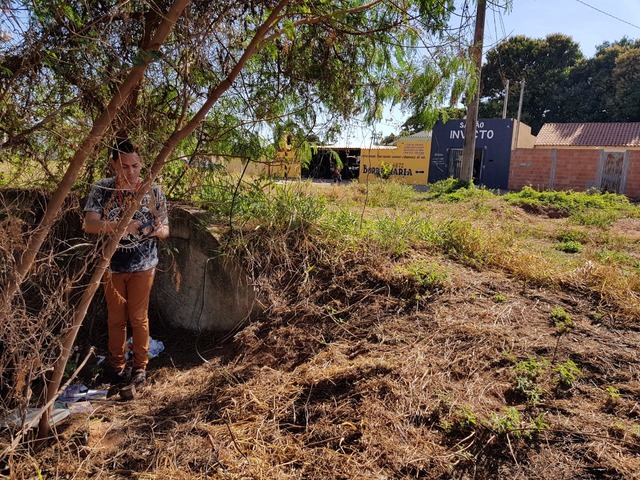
[477,130,494,139]
[450,129,495,140]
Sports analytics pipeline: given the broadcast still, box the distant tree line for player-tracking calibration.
[402,34,640,136]
[479,34,640,135]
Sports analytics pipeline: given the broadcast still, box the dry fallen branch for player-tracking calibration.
[1,346,95,459]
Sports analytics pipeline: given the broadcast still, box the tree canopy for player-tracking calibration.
[0,0,470,186]
[0,0,482,437]
[478,34,640,134]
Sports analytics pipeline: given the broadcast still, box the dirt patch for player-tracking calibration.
[611,217,640,240]
[519,202,569,218]
[4,197,640,479]
[7,238,639,479]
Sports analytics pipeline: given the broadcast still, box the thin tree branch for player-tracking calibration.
[1,0,191,319]
[262,0,384,44]
[1,346,95,457]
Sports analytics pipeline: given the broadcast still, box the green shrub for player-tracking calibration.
[372,215,424,254]
[605,386,620,400]
[424,178,471,198]
[321,208,361,240]
[504,187,636,227]
[438,405,478,435]
[212,180,327,231]
[512,357,549,405]
[403,260,450,288]
[514,356,548,379]
[486,408,548,440]
[556,228,588,243]
[596,248,637,267]
[554,360,581,388]
[356,182,419,208]
[430,218,495,266]
[379,161,393,180]
[556,240,583,253]
[550,307,573,332]
[486,407,522,436]
[514,376,544,405]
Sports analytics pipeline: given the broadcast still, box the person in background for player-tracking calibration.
[83,139,169,389]
[332,163,342,184]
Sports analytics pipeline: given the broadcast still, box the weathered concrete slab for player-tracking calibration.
[0,189,252,332]
[152,206,255,332]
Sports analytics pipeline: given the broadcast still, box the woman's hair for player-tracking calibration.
[110,138,137,162]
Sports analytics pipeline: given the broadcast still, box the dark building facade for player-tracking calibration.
[429,118,525,190]
[303,147,361,180]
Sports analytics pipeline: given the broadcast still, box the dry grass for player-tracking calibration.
[2,183,640,479]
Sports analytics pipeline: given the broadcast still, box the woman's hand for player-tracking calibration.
[126,220,142,235]
[149,220,170,239]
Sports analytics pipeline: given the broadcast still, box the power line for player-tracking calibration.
[575,0,640,31]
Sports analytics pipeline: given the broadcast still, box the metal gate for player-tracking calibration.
[447,148,463,178]
[600,152,624,193]
[447,148,484,183]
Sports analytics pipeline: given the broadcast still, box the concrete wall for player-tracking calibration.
[509,148,640,200]
[0,190,255,333]
[152,206,256,332]
[513,121,536,149]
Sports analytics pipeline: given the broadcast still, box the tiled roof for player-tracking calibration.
[536,123,640,147]
[409,130,433,139]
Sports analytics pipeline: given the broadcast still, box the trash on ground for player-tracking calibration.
[58,385,108,403]
[0,407,70,430]
[58,384,88,403]
[125,336,165,360]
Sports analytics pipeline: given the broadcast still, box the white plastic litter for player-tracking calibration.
[1,407,70,430]
[58,385,108,403]
[58,384,88,403]
[125,336,165,360]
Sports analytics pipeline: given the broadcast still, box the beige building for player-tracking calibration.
[359,133,432,186]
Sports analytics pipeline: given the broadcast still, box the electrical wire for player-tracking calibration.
[575,0,640,31]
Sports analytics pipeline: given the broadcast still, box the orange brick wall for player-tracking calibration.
[509,149,556,191]
[627,151,640,200]
[553,150,601,191]
[509,149,640,200]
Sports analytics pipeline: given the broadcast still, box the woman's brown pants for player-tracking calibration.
[104,267,155,372]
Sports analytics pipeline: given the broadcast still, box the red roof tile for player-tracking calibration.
[536,123,640,147]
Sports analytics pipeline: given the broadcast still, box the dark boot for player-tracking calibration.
[131,368,146,388]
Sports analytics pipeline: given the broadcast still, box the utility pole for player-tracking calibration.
[515,78,526,148]
[460,0,487,183]
[502,79,510,119]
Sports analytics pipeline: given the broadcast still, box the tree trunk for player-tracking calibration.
[460,0,486,183]
[1,0,191,321]
[36,0,289,441]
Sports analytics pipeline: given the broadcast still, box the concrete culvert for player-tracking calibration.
[152,206,256,332]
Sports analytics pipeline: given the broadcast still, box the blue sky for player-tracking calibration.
[340,0,640,146]
[488,0,640,58]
